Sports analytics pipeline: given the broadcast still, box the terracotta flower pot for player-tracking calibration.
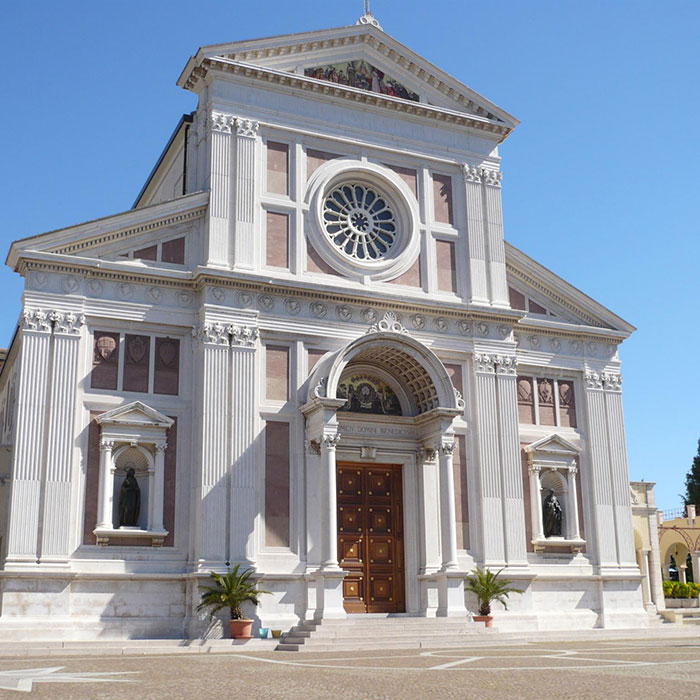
[473,615,493,628]
[230,619,254,639]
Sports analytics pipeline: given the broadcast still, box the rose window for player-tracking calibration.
[322,183,397,260]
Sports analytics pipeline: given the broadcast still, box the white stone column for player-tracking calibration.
[461,165,488,304]
[232,118,259,270]
[320,433,341,570]
[602,372,637,566]
[646,498,665,610]
[5,310,52,562]
[194,323,231,566]
[438,441,459,571]
[529,466,544,541]
[482,169,509,307]
[639,549,653,609]
[228,322,259,564]
[96,439,115,530]
[472,353,505,565]
[152,442,167,532]
[207,112,235,268]
[566,466,581,540]
[495,355,528,564]
[679,565,688,584]
[41,310,84,559]
[417,448,441,574]
[582,370,618,566]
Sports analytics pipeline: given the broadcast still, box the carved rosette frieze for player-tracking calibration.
[22,308,84,335]
[235,118,259,138]
[210,112,235,133]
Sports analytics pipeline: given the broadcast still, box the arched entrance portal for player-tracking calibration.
[302,314,466,620]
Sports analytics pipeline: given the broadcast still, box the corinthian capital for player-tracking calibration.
[210,112,235,133]
[322,433,341,449]
[461,163,481,183]
[602,372,623,392]
[228,324,259,347]
[192,323,230,347]
[481,168,502,187]
[235,118,259,138]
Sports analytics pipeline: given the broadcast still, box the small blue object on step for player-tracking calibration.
[258,627,269,639]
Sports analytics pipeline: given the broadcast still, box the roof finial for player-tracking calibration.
[357,0,382,30]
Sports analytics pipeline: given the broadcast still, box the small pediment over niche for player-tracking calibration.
[96,401,173,429]
[525,433,581,458]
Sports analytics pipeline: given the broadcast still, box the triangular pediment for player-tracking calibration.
[178,22,518,130]
[6,191,207,271]
[525,433,581,457]
[96,401,173,429]
[506,241,635,335]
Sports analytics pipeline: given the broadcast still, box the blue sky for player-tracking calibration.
[1,1,698,508]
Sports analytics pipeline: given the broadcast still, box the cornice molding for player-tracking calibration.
[207,31,512,125]
[186,57,511,140]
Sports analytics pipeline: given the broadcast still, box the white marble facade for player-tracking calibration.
[0,15,648,639]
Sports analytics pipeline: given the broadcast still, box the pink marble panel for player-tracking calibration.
[123,335,150,393]
[91,331,119,390]
[529,299,547,315]
[161,237,185,264]
[307,148,339,178]
[509,287,526,311]
[453,435,469,549]
[133,244,157,261]
[265,421,290,547]
[445,363,463,395]
[432,173,453,224]
[267,141,289,195]
[266,345,289,401]
[384,164,417,196]
[307,349,326,373]
[266,212,289,268]
[307,241,341,276]
[388,256,421,287]
[154,338,179,395]
[435,240,457,292]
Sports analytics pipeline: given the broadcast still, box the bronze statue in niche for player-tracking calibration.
[118,467,141,527]
[543,489,563,537]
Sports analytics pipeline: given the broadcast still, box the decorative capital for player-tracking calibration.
[417,447,436,464]
[235,118,259,138]
[322,434,341,450]
[481,168,502,188]
[461,163,481,184]
[210,112,235,133]
[529,463,542,474]
[602,372,623,392]
[52,310,85,335]
[193,323,230,346]
[22,309,51,333]
[99,438,115,452]
[438,441,456,457]
[228,324,258,347]
[366,310,409,335]
[495,354,517,375]
[155,442,168,454]
[306,439,321,456]
[474,352,496,374]
[584,370,603,390]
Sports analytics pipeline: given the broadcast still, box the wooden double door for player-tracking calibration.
[337,463,405,613]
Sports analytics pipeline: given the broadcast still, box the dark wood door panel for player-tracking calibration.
[337,463,404,614]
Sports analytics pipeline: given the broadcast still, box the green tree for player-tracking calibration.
[683,439,700,506]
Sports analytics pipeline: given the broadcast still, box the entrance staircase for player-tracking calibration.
[276,614,494,652]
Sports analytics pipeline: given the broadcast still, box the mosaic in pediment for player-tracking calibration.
[337,374,402,416]
[305,60,419,102]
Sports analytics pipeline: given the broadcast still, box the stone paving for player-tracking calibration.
[1,637,700,698]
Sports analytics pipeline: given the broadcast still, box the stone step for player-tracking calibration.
[276,636,501,652]
[282,627,486,641]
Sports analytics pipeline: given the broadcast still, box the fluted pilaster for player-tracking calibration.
[232,118,259,270]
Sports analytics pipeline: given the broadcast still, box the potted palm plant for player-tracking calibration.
[197,565,270,639]
[465,566,522,628]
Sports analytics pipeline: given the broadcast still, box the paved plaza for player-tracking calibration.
[1,636,700,698]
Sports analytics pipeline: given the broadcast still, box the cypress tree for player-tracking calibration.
[683,439,700,506]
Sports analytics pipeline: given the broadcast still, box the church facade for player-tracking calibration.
[0,13,647,639]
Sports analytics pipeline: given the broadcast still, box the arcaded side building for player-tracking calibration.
[0,12,647,639]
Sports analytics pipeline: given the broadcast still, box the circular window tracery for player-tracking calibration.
[322,183,397,261]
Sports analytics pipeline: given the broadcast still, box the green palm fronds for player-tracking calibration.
[465,566,523,616]
[197,564,271,620]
